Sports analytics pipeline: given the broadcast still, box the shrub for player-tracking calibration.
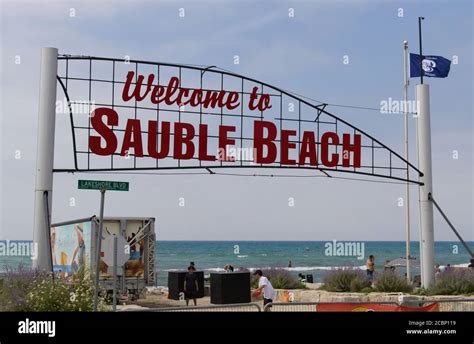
[350,275,372,292]
[428,269,474,295]
[0,266,107,311]
[0,265,48,311]
[374,271,413,293]
[250,269,305,289]
[25,275,72,311]
[322,268,371,292]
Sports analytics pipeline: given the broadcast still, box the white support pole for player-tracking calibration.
[32,47,58,271]
[403,41,411,282]
[416,84,435,289]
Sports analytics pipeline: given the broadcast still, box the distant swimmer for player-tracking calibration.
[224,264,234,272]
[288,260,292,268]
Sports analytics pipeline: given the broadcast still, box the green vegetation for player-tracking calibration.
[373,271,413,293]
[0,265,107,311]
[250,269,306,289]
[322,268,371,292]
[426,269,474,295]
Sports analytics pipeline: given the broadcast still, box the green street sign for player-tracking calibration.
[78,180,129,191]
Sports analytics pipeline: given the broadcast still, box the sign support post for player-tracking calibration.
[417,83,435,289]
[93,189,106,312]
[403,40,411,282]
[33,47,58,271]
[78,179,129,311]
[113,235,118,312]
[416,17,435,289]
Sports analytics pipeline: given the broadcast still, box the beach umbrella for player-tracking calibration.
[385,257,420,268]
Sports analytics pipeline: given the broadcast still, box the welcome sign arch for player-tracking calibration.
[33,48,426,278]
[53,54,422,183]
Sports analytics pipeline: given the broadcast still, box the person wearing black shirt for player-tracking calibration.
[184,265,199,306]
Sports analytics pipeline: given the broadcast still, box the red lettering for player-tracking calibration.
[164,77,180,106]
[342,133,361,168]
[122,73,245,111]
[89,108,118,156]
[148,121,170,159]
[321,132,339,167]
[122,71,154,102]
[299,132,317,166]
[202,90,225,109]
[189,91,203,107]
[174,122,195,159]
[249,87,260,111]
[151,85,166,104]
[254,121,277,164]
[281,130,297,165]
[218,125,236,162]
[176,88,190,106]
[121,119,144,157]
[226,92,240,110]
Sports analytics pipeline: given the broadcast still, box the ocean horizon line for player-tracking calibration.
[154,240,474,243]
[1,239,473,243]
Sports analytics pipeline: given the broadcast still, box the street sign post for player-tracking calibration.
[77,179,129,311]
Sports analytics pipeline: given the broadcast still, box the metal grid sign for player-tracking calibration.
[55,55,422,184]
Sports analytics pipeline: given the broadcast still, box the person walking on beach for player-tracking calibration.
[184,265,199,306]
[253,270,275,312]
[366,255,375,280]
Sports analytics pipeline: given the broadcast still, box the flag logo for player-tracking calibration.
[422,59,436,72]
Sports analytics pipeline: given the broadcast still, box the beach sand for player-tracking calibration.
[117,283,474,311]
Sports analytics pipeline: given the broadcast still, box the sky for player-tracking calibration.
[0,0,472,241]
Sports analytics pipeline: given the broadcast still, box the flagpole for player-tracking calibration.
[417,15,424,285]
[418,17,425,84]
[403,40,411,282]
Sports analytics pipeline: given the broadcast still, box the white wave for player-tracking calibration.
[159,268,181,272]
[439,263,469,269]
[284,266,366,271]
[237,255,248,258]
[157,265,372,273]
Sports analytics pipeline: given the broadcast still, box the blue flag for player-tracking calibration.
[410,53,451,78]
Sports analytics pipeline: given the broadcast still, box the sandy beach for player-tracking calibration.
[116,283,474,312]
